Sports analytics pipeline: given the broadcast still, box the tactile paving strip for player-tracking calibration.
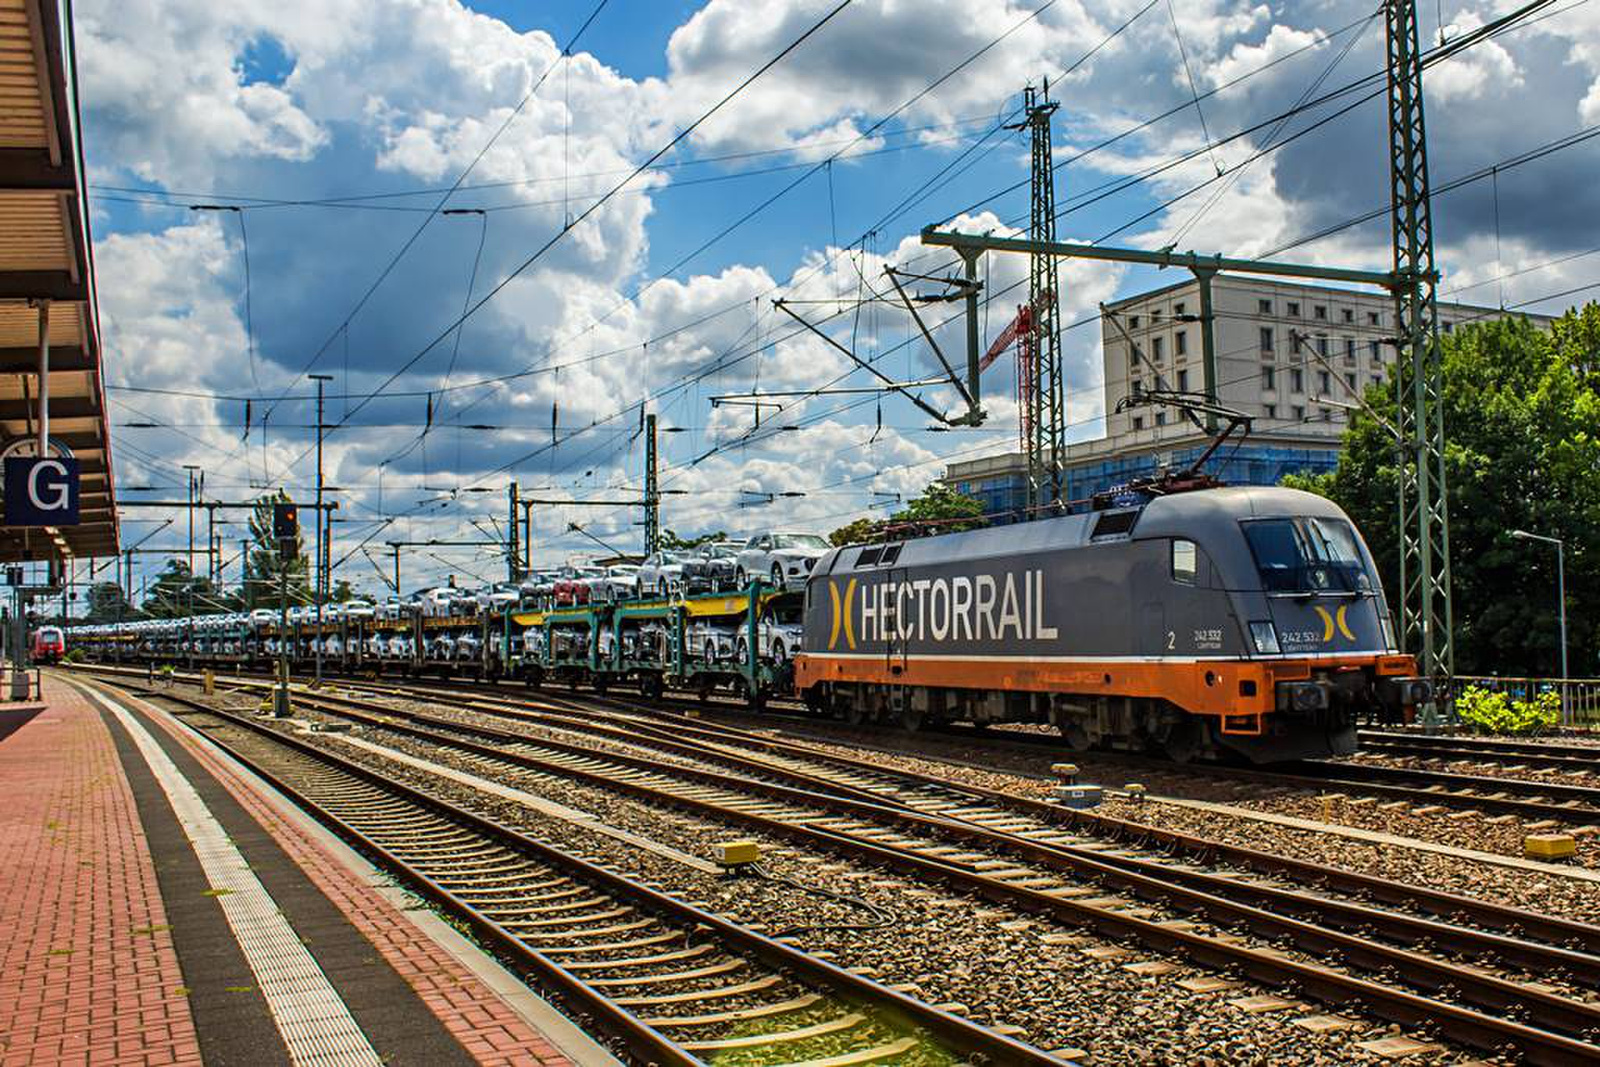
[106,694,385,1067]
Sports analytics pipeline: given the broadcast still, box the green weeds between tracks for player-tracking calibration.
[1455,685,1561,735]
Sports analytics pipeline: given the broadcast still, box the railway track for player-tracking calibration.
[1356,729,1600,774]
[534,677,1600,826]
[88,668,1600,1064]
[325,669,1600,820]
[470,673,1600,825]
[78,676,1055,1067]
[74,661,1600,825]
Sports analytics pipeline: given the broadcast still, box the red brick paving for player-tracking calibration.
[0,678,201,1067]
[121,683,574,1067]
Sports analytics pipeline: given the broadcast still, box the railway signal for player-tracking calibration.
[273,501,299,555]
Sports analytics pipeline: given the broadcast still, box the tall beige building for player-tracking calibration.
[944,275,1549,517]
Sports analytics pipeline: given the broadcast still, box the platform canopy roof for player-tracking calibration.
[0,0,116,561]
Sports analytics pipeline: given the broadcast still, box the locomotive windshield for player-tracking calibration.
[1242,517,1372,594]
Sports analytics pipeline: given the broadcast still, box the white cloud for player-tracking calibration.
[659,0,1106,154]
[76,0,1600,588]
[77,1,333,184]
[1425,15,1523,103]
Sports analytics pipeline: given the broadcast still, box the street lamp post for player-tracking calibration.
[1510,529,1568,727]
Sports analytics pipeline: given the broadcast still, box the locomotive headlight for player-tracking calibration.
[1248,621,1281,655]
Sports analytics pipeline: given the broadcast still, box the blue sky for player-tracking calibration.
[74,0,1600,598]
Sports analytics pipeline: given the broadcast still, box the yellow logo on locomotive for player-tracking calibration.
[1313,603,1356,643]
[827,578,857,650]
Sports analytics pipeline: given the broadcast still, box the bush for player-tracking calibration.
[63,648,85,664]
[1512,689,1562,734]
[1455,684,1560,735]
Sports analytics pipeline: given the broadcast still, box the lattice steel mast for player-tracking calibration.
[1018,83,1065,512]
[1384,0,1453,691]
[644,411,660,556]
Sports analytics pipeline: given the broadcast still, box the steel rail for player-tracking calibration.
[1292,758,1600,810]
[377,696,1600,1010]
[378,687,1600,987]
[523,694,1600,954]
[71,663,1600,953]
[81,676,1060,1067]
[1360,729,1600,758]
[1358,731,1600,772]
[169,676,1600,1063]
[71,678,698,1067]
[608,701,1600,953]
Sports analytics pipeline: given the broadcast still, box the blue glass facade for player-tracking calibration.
[950,444,1339,521]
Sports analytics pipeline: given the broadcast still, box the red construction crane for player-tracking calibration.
[980,290,1054,448]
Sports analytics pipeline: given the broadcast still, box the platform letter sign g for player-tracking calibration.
[4,457,80,526]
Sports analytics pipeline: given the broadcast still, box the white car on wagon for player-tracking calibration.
[735,532,830,591]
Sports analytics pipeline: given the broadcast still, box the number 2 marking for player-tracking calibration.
[1166,631,1176,650]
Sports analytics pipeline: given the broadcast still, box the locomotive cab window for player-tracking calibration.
[1243,517,1372,594]
[1171,539,1197,583]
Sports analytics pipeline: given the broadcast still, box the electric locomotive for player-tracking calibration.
[794,485,1430,763]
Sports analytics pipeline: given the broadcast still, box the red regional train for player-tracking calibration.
[30,625,65,664]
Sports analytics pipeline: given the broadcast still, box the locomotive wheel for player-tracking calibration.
[1058,720,1092,751]
[1162,719,1205,764]
[640,674,663,700]
[898,704,925,732]
[842,696,869,726]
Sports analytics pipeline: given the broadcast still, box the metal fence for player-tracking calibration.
[1450,675,1600,729]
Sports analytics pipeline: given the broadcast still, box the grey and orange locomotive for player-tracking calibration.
[795,486,1430,763]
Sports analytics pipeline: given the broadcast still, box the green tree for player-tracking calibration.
[659,529,729,550]
[1285,308,1599,677]
[241,490,311,611]
[140,559,224,618]
[84,580,137,622]
[828,483,987,547]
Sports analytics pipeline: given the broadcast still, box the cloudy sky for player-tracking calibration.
[79,0,1600,597]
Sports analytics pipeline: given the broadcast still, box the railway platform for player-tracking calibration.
[0,675,614,1067]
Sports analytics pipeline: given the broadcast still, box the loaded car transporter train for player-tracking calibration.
[65,484,1428,764]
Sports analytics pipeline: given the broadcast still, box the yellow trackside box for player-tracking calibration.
[717,841,762,867]
[1525,833,1577,860]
